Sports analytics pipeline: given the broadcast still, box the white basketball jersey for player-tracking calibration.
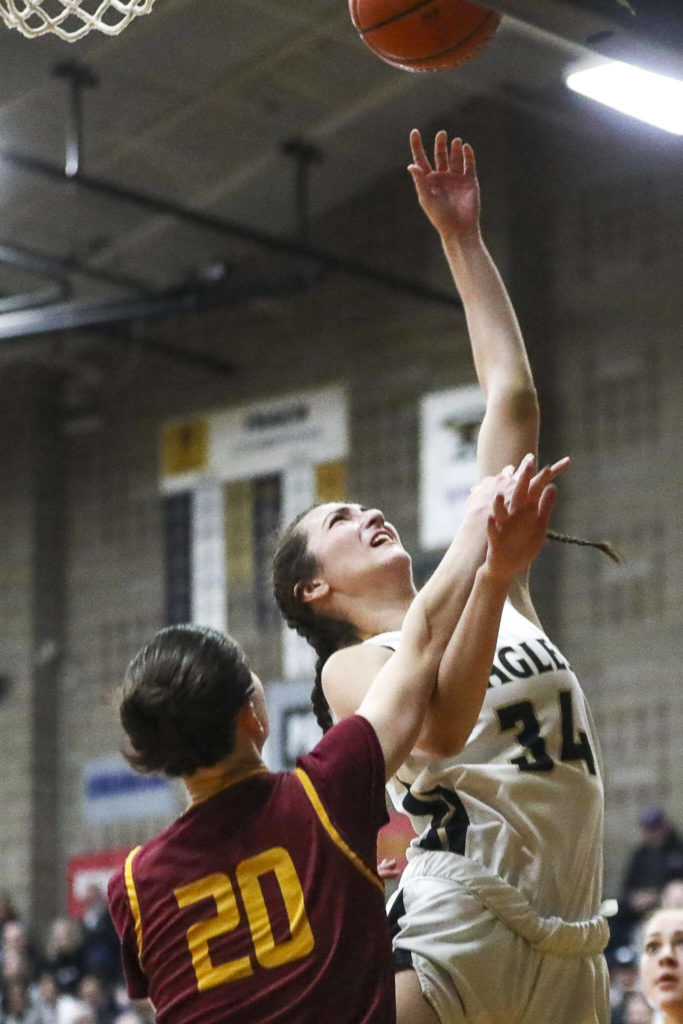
[369,601,605,921]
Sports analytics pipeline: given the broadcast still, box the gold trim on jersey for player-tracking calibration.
[124,846,144,960]
[294,768,384,894]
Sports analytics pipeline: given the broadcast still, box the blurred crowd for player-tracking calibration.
[0,884,150,1024]
[1,806,681,1024]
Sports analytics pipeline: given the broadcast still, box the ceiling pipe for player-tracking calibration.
[52,62,99,178]
[0,239,151,298]
[0,242,72,312]
[0,148,462,311]
[0,263,321,343]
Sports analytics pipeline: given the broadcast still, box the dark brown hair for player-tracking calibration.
[119,625,255,776]
[272,510,360,732]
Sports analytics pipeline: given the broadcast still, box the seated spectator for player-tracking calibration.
[1,978,41,1024]
[80,888,121,989]
[0,894,19,933]
[639,906,683,1024]
[612,810,683,951]
[55,998,95,1024]
[40,919,85,998]
[32,973,61,1024]
[662,880,683,910]
[612,946,642,1024]
[2,922,37,988]
[77,976,116,1024]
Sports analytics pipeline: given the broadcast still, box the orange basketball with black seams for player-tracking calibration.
[348,0,502,72]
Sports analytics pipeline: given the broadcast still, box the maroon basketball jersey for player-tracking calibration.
[108,715,394,1024]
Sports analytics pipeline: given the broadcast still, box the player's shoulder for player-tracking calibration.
[322,642,393,720]
[325,641,392,676]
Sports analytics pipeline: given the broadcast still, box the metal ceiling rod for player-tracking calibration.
[282,139,323,243]
[53,62,99,178]
[0,239,151,297]
[0,264,320,343]
[0,242,71,312]
[0,148,461,310]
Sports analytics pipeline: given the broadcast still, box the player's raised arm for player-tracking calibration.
[408,128,539,481]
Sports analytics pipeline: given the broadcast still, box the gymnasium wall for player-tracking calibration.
[0,98,680,928]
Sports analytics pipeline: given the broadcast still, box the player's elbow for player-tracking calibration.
[490,384,539,427]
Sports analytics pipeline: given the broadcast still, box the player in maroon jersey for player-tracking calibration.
[107,456,561,1024]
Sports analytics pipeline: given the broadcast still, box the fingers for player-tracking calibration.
[537,484,557,532]
[450,136,464,175]
[526,456,570,505]
[377,857,402,880]
[410,128,473,176]
[462,141,477,179]
[509,453,536,513]
[434,129,449,172]
[491,491,508,531]
[409,128,430,172]
[497,453,569,514]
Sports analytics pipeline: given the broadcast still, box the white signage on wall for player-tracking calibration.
[162,384,348,491]
[82,755,179,824]
[419,385,485,551]
[263,680,323,771]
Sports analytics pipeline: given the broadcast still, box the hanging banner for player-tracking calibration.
[262,680,323,770]
[419,385,485,550]
[82,755,179,824]
[67,848,131,918]
[161,384,348,492]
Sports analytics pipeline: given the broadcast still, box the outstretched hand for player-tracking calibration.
[377,856,403,880]
[408,128,481,239]
[485,453,569,579]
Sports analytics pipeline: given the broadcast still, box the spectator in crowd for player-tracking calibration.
[76,977,116,1024]
[80,889,121,990]
[0,904,150,1024]
[40,920,84,998]
[662,881,683,910]
[639,906,683,1024]
[31,973,61,1024]
[612,946,643,1024]
[0,978,40,1024]
[1,923,36,988]
[612,811,683,951]
[0,896,18,934]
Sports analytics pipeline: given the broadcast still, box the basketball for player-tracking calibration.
[348,0,502,72]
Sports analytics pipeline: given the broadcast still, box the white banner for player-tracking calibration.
[419,385,485,550]
[263,680,323,771]
[162,384,348,491]
[82,756,179,824]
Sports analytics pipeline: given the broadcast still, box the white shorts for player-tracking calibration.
[388,851,610,1024]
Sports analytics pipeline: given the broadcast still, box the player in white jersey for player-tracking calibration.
[273,129,615,1023]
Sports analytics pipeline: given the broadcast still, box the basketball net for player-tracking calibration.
[0,0,156,40]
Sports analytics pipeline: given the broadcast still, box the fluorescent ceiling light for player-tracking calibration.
[566,60,683,135]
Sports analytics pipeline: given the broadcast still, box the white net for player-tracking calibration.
[0,0,157,40]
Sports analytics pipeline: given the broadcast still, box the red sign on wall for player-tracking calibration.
[67,848,131,918]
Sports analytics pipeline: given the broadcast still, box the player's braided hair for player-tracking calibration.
[546,530,623,564]
[272,510,360,733]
